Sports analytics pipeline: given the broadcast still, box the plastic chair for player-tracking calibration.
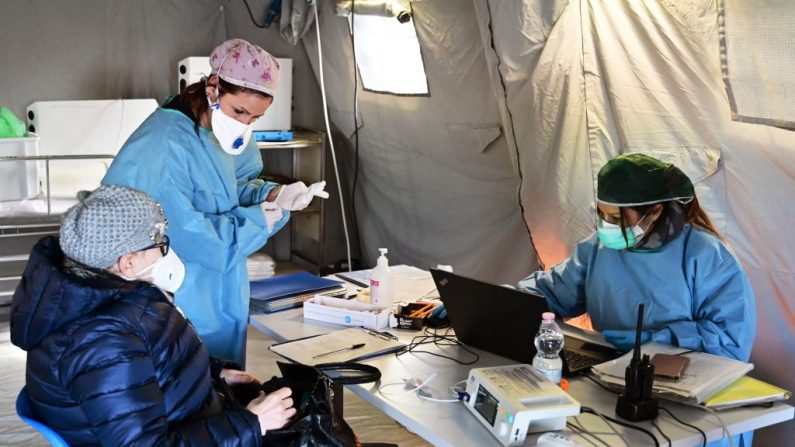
[16,387,70,447]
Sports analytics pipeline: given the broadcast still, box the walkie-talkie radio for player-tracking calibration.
[615,303,659,421]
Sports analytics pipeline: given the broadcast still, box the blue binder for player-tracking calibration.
[250,273,345,313]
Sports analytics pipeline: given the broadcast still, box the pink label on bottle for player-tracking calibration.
[370,279,380,286]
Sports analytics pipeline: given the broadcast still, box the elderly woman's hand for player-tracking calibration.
[246,387,296,435]
[220,368,261,386]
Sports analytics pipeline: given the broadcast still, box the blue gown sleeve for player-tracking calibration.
[517,237,596,319]
[649,239,756,361]
[63,325,261,446]
[158,141,288,274]
[235,142,279,206]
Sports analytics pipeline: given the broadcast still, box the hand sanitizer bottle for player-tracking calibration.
[370,248,395,309]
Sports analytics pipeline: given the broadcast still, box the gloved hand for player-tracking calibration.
[603,329,651,351]
[275,181,329,211]
[260,200,284,232]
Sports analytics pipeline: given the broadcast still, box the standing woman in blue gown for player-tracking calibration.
[103,39,323,366]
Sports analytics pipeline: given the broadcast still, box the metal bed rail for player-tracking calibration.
[0,154,115,215]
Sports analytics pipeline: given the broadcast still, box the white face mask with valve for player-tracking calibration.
[123,249,186,294]
[208,93,252,156]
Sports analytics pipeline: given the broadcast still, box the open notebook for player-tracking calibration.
[269,327,406,365]
[591,343,753,404]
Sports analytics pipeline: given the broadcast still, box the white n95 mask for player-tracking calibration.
[124,250,186,293]
[150,250,186,293]
[208,98,253,156]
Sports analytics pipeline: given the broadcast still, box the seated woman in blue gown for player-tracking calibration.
[519,153,756,446]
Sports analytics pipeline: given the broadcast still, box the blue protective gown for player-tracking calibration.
[518,226,756,362]
[519,226,756,447]
[102,108,288,366]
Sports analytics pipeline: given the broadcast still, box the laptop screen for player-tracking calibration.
[430,268,550,363]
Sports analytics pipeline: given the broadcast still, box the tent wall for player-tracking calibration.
[301,0,539,282]
[0,0,226,120]
[0,0,325,130]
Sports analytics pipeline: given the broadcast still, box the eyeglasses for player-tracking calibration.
[142,234,169,256]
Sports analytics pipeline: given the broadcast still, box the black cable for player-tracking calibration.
[659,407,707,447]
[582,373,619,394]
[243,0,267,28]
[581,407,660,447]
[651,419,672,447]
[348,0,364,263]
[395,327,480,365]
[567,421,609,447]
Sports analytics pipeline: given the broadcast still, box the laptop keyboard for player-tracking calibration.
[562,350,600,373]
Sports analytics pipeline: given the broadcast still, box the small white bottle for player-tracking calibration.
[532,312,564,384]
[370,248,395,309]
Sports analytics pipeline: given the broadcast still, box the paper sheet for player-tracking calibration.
[591,343,753,403]
[269,327,405,365]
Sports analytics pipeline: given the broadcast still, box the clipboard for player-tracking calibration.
[268,327,406,365]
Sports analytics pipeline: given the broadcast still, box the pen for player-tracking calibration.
[313,343,366,358]
[367,329,398,340]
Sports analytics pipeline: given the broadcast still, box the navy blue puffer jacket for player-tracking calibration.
[11,237,262,446]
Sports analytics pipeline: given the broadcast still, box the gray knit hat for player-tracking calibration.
[60,185,167,269]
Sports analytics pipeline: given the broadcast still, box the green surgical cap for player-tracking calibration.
[597,153,695,206]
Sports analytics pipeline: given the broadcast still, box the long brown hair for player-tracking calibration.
[619,197,725,243]
[683,197,724,241]
[178,76,273,125]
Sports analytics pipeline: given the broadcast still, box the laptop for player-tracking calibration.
[429,269,624,377]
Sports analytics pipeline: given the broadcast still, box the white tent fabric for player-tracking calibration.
[721,0,795,129]
[303,0,539,283]
[474,1,795,443]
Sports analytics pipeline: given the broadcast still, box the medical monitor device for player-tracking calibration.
[177,56,293,132]
[465,364,580,446]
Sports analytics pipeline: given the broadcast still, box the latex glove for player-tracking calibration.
[603,329,651,351]
[275,181,329,211]
[260,200,284,232]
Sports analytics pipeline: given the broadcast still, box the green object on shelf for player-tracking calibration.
[0,107,27,138]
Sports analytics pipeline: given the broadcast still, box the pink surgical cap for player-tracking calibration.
[210,39,280,97]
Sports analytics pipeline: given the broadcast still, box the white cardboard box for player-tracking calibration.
[303,296,391,330]
[26,99,158,198]
[0,134,39,201]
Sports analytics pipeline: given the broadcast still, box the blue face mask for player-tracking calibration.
[597,211,651,250]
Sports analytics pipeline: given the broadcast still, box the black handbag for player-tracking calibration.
[252,361,381,447]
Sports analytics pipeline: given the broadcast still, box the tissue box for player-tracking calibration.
[304,295,391,330]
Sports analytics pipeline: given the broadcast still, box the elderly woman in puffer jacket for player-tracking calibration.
[10,185,295,446]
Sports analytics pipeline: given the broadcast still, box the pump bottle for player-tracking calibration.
[370,248,395,309]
